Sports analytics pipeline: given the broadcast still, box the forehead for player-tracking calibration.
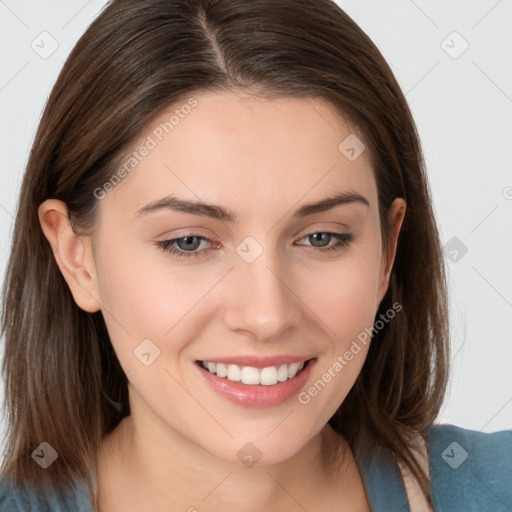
[101,89,377,221]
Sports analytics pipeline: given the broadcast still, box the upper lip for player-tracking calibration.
[197,355,315,368]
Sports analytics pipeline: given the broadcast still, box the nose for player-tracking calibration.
[223,245,304,343]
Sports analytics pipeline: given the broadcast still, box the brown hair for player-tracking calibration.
[0,0,449,507]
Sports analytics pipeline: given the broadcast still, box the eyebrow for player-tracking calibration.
[134,191,369,221]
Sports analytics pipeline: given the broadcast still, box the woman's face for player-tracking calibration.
[85,90,404,464]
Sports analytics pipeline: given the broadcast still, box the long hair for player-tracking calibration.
[0,0,449,507]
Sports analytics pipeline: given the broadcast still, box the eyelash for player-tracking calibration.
[155,231,355,259]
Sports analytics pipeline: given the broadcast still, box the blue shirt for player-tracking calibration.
[1,423,511,511]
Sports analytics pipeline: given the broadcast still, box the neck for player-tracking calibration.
[97,409,363,511]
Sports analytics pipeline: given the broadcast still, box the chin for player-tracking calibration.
[194,424,317,468]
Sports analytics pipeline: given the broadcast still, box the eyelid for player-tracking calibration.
[155,229,355,259]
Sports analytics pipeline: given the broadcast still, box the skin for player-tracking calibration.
[38,89,406,511]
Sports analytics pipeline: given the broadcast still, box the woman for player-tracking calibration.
[0,0,510,510]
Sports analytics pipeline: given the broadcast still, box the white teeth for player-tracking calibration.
[288,362,299,378]
[201,360,307,385]
[260,366,278,386]
[277,364,289,382]
[241,367,260,385]
[216,363,227,378]
[226,364,242,382]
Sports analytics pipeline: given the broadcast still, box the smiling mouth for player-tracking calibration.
[196,359,313,386]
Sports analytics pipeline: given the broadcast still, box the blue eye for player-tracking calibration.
[156,235,212,259]
[155,232,355,259]
[298,232,354,251]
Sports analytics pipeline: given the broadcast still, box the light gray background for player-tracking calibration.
[0,0,511,450]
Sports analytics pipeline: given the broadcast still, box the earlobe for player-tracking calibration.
[38,199,101,313]
[377,198,406,304]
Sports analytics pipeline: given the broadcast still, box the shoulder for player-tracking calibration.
[425,423,512,511]
[0,476,35,512]
[0,474,94,512]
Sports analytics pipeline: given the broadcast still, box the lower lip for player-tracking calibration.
[195,359,316,408]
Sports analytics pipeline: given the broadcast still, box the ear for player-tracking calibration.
[377,198,406,305]
[38,199,101,313]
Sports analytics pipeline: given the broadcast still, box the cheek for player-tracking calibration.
[93,236,187,369]
[296,258,381,417]
[301,245,382,343]
[93,236,225,379]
